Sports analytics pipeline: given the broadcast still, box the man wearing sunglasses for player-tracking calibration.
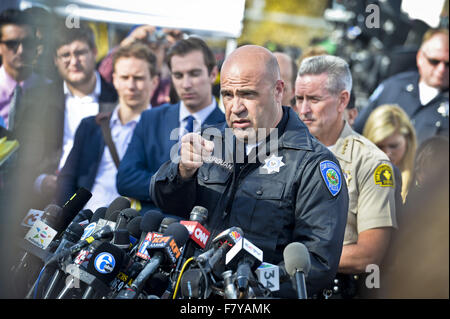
[1,19,117,220]
[0,8,40,130]
[354,28,449,146]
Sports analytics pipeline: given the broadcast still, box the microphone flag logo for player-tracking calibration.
[24,219,57,249]
[94,252,116,274]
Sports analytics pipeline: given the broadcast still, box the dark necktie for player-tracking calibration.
[184,115,195,134]
[8,85,22,130]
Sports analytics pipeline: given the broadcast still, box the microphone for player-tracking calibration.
[56,242,126,299]
[105,196,131,220]
[173,206,210,297]
[116,223,189,298]
[15,204,65,292]
[225,237,263,292]
[91,207,107,223]
[196,227,244,274]
[283,242,311,299]
[126,216,142,246]
[70,209,93,226]
[82,242,126,298]
[189,206,208,224]
[25,221,86,299]
[46,225,115,266]
[158,217,178,233]
[115,208,140,230]
[113,229,131,250]
[180,206,210,250]
[60,187,92,230]
[113,208,139,247]
[134,210,164,260]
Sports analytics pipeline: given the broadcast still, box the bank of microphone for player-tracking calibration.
[115,222,189,299]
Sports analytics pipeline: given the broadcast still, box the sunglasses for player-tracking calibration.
[422,52,450,68]
[0,38,37,51]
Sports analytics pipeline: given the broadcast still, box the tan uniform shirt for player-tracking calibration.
[330,122,397,245]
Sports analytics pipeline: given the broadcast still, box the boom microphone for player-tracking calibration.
[283,242,311,299]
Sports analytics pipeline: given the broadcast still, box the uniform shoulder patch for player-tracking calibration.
[319,160,342,196]
[374,163,394,187]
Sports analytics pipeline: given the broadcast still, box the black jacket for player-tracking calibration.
[151,107,349,295]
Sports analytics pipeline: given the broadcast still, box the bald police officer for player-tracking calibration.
[295,55,397,298]
[151,45,349,297]
[354,28,449,145]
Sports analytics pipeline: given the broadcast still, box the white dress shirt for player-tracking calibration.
[178,98,217,138]
[84,104,150,210]
[58,72,102,171]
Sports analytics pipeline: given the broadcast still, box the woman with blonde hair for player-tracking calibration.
[363,104,417,202]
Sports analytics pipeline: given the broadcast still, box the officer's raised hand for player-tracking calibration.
[179,133,214,179]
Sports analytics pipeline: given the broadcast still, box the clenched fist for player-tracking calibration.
[179,133,214,179]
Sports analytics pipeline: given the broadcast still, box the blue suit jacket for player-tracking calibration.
[56,115,106,206]
[116,102,225,211]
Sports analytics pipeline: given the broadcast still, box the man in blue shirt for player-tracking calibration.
[116,37,225,213]
[56,42,159,209]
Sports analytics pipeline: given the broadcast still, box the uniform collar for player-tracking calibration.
[330,121,354,162]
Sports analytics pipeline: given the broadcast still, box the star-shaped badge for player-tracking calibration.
[263,154,285,174]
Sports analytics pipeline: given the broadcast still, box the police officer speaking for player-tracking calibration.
[150,45,349,297]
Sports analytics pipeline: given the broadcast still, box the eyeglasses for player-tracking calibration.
[0,38,37,51]
[422,51,450,68]
[56,49,90,63]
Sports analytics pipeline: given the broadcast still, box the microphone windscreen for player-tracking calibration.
[115,208,139,230]
[91,207,107,222]
[164,222,189,247]
[41,204,64,231]
[140,210,164,233]
[62,187,92,224]
[106,210,120,222]
[127,216,142,239]
[72,209,93,224]
[86,242,125,284]
[190,206,208,224]
[158,217,178,233]
[105,197,130,219]
[283,242,311,276]
[64,222,85,242]
[114,229,130,247]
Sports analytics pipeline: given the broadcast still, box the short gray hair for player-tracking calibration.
[298,55,352,95]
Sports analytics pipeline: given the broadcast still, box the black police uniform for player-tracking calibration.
[354,71,449,145]
[150,106,349,296]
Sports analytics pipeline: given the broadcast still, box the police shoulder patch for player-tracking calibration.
[319,160,342,196]
[374,163,394,187]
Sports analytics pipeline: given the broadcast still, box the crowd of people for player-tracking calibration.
[0,6,448,299]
